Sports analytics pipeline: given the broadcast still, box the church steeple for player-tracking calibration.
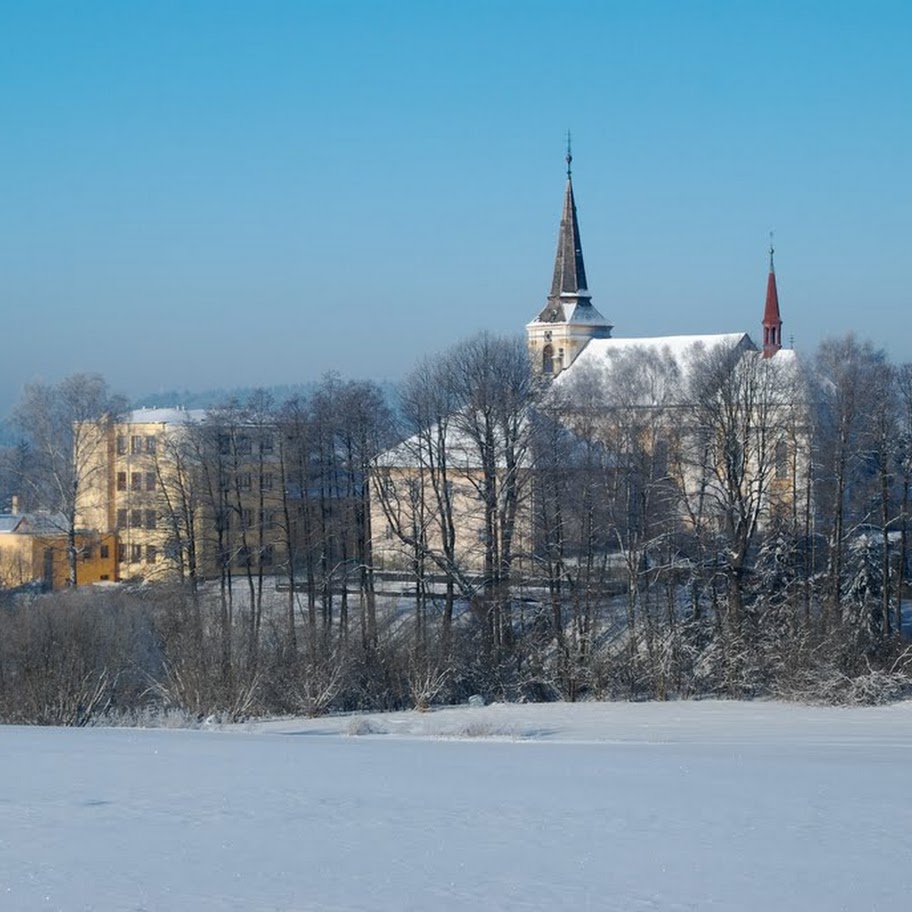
[762,236,783,358]
[547,140,590,304]
[527,141,612,376]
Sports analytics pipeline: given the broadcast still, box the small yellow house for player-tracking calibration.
[0,511,118,590]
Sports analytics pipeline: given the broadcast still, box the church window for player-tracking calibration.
[542,344,554,374]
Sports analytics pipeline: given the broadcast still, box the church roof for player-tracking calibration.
[531,151,612,331]
[554,332,757,389]
[550,174,588,299]
[763,247,782,327]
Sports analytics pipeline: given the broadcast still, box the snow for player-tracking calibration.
[127,407,207,425]
[2,700,912,911]
[555,332,755,389]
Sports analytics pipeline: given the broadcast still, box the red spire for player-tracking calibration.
[762,240,782,358]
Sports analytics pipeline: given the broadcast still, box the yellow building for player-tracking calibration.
[0,510,117,590]
[76,408,288,583]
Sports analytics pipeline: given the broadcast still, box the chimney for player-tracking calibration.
[11,495,19,515]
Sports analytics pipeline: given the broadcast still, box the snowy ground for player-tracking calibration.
[2,701,912,911]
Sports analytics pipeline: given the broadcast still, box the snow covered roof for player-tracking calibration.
[552,332,805,410]
[0,515,21,533]
[377,415,532,471]
[562,333,755,380]
[126,408,207,425]
[0,512,68,535]
[527,298,611,327]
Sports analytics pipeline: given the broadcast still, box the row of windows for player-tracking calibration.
[116,471,157,492]
[76,543,111,561]
[117,543,157,564]
[227,472,274,491]
[116,435,157,456]
[217,434,274,457]
[116,470,275,493]
[116,509,157,530]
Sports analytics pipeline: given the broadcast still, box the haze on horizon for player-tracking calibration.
[1,1,909,417]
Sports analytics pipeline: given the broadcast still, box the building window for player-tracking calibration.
[131,509,142,529]
[145,436,157,455]
[145,510,157,530]
[262,545,274,566]
[775,440,789,479]
[100,544,110,559]
[218,434,231,456]
[261,472,274,491]
[116,472,127,491]
[81,546,93,561]
[146,545,157,563]
[131,544,142,563]
[238,473,252,491]
[116,509,127,529]
[131,472,143,491]
[116,435,127,456]
[145,472,156,491]
[241,508,253,528]
[117,543,126,563]
[236,546,251,567]
[260,435,274,455]
[236,435,252,455]
[131,436,143,455]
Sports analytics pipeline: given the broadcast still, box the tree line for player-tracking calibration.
[1,332,911,724]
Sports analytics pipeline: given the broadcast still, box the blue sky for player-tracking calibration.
[1,1,909,414]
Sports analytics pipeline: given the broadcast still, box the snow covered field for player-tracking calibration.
[3,701,911,911]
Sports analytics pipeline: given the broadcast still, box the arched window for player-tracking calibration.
[542,344,554,374]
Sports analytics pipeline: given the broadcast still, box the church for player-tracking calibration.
[525,146,787,381]
[371,151,802,585]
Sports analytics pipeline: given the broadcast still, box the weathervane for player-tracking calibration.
[566,130,572,177]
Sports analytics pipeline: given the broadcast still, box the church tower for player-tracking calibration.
[762,239,783,358]
[527,144,612,376]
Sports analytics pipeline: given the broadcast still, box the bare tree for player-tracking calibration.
[13,374,126,585]
[813,336,889,626]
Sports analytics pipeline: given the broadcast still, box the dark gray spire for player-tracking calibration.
[548,174,590,300]
[536,149,605,325]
